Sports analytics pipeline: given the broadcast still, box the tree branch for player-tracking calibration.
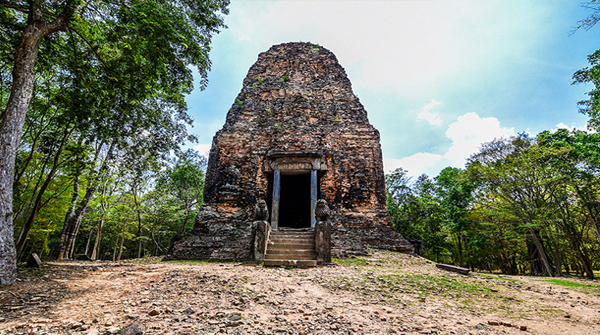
[67,26,108,69]
[44,0,79,35]
[572,2,600,34]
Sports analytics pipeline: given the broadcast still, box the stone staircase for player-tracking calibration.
[263,228,317,267]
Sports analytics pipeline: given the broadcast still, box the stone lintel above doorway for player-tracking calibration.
[265,150,328,173]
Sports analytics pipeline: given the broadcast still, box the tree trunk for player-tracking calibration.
[180,207,191,236]
[137,223,142,258]
[562,224,594,279]
[91,218,104,260]
[112,234,119,262]
[84,227,94,257]
[15,126,72,259]
[91,179,113,261]
[574,185,600,244]
[132,186,143,259]
[117,222,126,262]
[57,141,115,260]
[59,196,89,260]
[526,237,543,275]
[545,226,562,277]
[0,0,77,284]
[151,231,165,255]
[574,240,594,279]
[62,168,81,239]
[57,169,82,260]
[457,232,464,267]
[527,227,555,277]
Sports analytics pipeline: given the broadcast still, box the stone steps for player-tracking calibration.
[269,235,314,241]
[264,250,315,260]
[264,229,317,267]
[263,259,317,267]
[267,242,313,249]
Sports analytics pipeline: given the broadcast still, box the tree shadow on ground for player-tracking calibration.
[0,262,102,329]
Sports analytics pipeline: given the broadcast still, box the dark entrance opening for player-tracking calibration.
[279,173,311,228]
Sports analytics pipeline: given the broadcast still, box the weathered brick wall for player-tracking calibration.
[171,42,412,261]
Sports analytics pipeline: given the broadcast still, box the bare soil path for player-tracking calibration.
[1,251,599,335]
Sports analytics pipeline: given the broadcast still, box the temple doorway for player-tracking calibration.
[267,151,323,230]
[278,173,311,228]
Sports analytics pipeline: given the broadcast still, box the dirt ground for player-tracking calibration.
[1,251,599,335]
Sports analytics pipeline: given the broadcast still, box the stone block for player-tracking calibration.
[172,42,412,262]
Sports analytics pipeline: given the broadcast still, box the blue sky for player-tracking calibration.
[186,0,600,178]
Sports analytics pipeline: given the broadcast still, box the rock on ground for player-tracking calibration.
[1,252,599,335]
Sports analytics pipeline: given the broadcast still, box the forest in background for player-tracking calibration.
[3,1,600,282]
[388,1,600,278]
[0,0,229,282]
[387,130,600,279]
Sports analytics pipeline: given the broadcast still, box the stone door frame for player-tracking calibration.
[265,151,327,230]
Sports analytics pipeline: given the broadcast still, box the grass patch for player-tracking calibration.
[390,273,494,298]
[333,257,368,267]
[538,278,600,295]
[543,278,589,288]
[322,270,500,313]
[541,278,600,289]
[536,307,563,316]
[163,259,214,265]
[474,273,523,284]
[122,256,164,264]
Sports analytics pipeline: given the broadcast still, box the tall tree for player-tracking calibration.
[467,136,567,277]
[0,0,229,283]
[155,149,205,236]
[386,171,449,262]
[0,0,77,285]
[435,167,475,267]
[573,1,600,131]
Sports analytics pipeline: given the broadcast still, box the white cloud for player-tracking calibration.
[206,1,574,178]
[223,1,549,97]
[555,122,569,130]
[193,144,212,157]
[552,122,589,133]
[385,112,514,177]
[416,100,443,126]
[384,153,446,178]
[443,113,515,167]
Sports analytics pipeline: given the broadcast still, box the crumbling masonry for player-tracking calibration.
[171,42,413,261]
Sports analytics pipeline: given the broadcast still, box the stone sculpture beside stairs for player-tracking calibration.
[169,42,413,263]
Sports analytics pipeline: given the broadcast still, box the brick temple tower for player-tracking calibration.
[172,42,412,262]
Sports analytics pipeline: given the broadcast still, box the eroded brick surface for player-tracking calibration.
[171,42,412,261]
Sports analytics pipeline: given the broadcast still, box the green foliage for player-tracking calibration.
[573,2,600,130]
[153,149,206,235]
[573,50,600,130]
[386,169,453,263]
[2,0,228,261]
[386,133,600,277]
